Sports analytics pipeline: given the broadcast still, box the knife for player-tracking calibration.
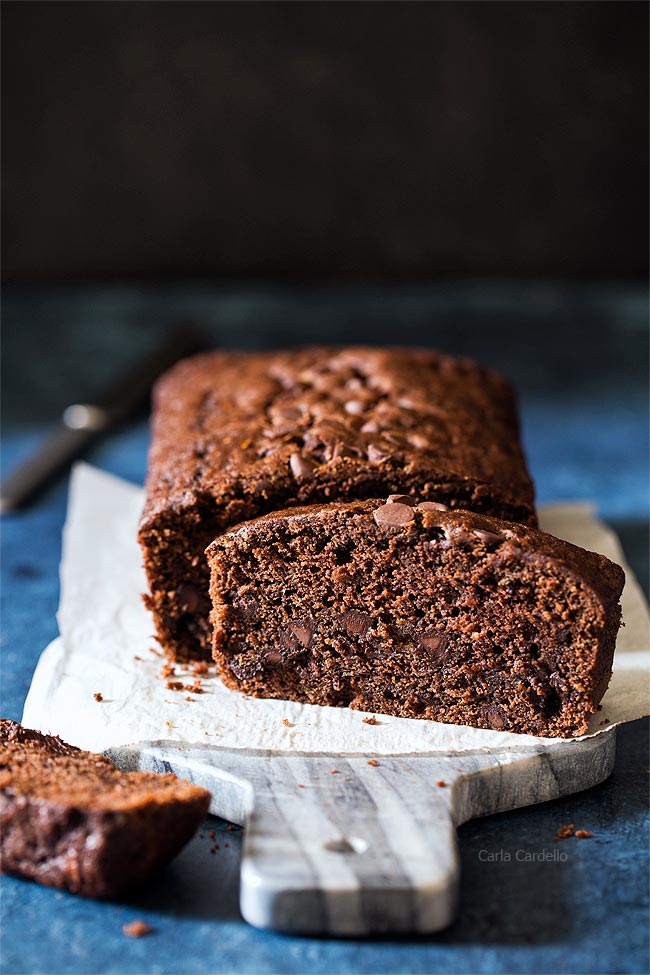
[1,325,202,514]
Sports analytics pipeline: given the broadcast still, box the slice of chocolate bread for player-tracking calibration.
[0,720,210,898]
[207,498,624,738]
[139,347,536,661]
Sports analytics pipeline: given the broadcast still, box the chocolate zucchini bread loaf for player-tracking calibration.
[140,347,535,660]
[0,720,210,897]
[207,498,624,737]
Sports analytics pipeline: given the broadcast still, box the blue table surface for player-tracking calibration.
[1,284,648,975]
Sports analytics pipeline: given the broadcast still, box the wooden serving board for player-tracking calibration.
[108,729,615,935]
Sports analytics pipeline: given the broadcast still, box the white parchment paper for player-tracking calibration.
[23,464,650,755]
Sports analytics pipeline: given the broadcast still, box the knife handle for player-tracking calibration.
[0,407,109,514]
[1,325,202,514]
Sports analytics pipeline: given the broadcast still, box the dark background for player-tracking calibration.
[3,0,648,282]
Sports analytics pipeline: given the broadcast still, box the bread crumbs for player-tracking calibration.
[191,661,211,675]
[362,716,379,725]
[575,829,594,839]
[556,824,575,839]
[367,759,379,767]
[123,920,152,938]
[93,692,103,702]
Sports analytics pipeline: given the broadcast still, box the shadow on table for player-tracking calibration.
[438,718,649,947]
[122,817,244,923]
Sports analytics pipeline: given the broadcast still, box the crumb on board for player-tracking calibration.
[185,696,195,702]
[362,716,379,725]
[575,829,594,839]
[149,646,162,657]
[226,825,236,830]
[282,718,293,727]
[329,769,340,775]
[166,681,184,691]
[93,692,103,703]
[436,780,447,788]
[556,824,575,839]
[297,783,305,788]
[133,655,142,661]
[165,721,172,728]
[161,663,175,678]
[187,681,204,694]
[367,759,379,767]
[123,920,152,938]
[191,661,211,675]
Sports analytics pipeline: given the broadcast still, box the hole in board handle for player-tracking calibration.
[323,837,368,855]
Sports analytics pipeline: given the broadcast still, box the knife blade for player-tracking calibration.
[1,325,202,514]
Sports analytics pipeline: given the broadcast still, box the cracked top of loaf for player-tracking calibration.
[140,346,536,530]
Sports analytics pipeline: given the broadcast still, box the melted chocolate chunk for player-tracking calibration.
[482,704,508,730]
[373,502,415,527]
[289,452,317,480]
[341,610,372,637]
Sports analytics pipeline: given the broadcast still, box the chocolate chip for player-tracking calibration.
[482,704,508,730]
[416,501,448,512]
[396,396,418,410]
[289,452,317,479]
[361,419,380,434]
[344,400,365,416]
[341,610,371,637]
[381,431,407,447]
[331,441,356,460]
[271,405,303,423]
[289,621,314,647]
[264,650,283,666]
[473,529,502,545]
[387,494,416,506]
[420,632,448,659]
[373,502,415,527]
[407,432,429,449]
[176,582,205,613]
[229,656,263,680]
[367,444,391,464]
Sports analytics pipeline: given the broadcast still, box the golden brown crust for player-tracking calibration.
[140,347,536,660]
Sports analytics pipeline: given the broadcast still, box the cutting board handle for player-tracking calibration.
[108,732,617,936]
[238,754,459,934]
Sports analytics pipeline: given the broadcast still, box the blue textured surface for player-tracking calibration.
[1,285,648,974]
